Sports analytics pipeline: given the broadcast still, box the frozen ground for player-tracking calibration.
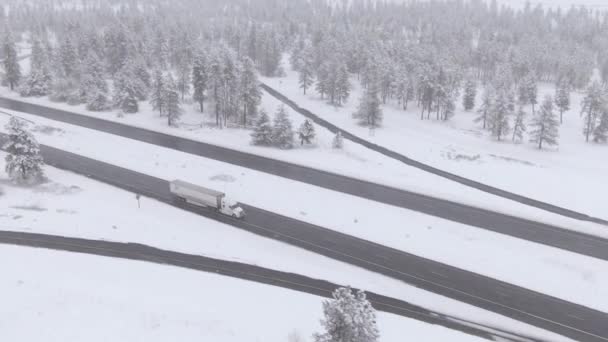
[0,245,488,342]
[1,110,607,315]
[0,81,605,240]
[0,156,570,342]
[261,56,608,220]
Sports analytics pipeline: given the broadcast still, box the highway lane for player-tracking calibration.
[1,97,607,263]
[0,231,541,342]
[29,144,608,342]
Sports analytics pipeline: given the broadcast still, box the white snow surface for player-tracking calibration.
[0,156,572,342]
[0,107,607,316]
[0,244,487,342]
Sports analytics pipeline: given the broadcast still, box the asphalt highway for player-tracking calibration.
[0,97,607,263]
[22,143,608,342]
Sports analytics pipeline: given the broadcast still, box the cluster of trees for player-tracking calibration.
[3,117,45,185]
[1,9,265,128]
[251,105,320,150]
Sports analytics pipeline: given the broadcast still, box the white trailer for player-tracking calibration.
[169,179,245,219]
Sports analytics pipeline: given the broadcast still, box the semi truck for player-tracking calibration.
[169,179,245,219]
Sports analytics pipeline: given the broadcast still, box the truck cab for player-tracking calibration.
[220,198,246,219]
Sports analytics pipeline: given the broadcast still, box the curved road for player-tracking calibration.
[1,97,608,263]
[0,230,539,342]
[20,143,608,342]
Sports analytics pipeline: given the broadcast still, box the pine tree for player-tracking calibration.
[150,68,166,116]
[555,81,570,124]
[164,74,182,127]
[79,52,107,103]
[526,74,538,113]
[475,86,494,129]
[297,119,316,145]
[332,131,344,149]
[177,58,191,101]
[313,287,379,342]
[192,51,208,113]
[335,62,351,106]
[271,105,295,149]
[58,36,78,78]
[489,89,512,141]
[2,29,21,90]
[298,51,315,95]
[463,78,477,111]
[251,109,273,146]
[19,68,51,97]
[530,95,559,150]
[581,82,604,142]
[512,105,527,142]
[240,56,261,125]
[3,117,44,184]
[594,109,608,143]
[316,62,329,99]
[113,71,139,114]
[353,81,382,129]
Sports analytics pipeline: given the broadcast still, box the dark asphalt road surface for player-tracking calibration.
[1,97,607,263]
[21,144,608,342]
[0,230,541,342]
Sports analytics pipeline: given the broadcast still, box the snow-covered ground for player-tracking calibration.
[1,108,607,315]
[0,156,571,342]
[1,245,488,342]
[261,58,608,220]
[0,80,604,241]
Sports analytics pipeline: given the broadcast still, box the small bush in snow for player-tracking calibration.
[297,119,316,145]
[332,131,344,149]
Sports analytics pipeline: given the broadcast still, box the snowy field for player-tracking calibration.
[0,79,604,241]
[1,245,488,342]
[261,57,608,220]
[0,157,571,342]
[1,109,607,315]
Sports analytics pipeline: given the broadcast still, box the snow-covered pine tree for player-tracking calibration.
[353,80,382,129]
[150,68,166,116]
[488,88,512,141]
[251,109,273,146]
[2,29,21,90]
[177,58,191,101]
[19,68,52,97]
[164,74,182,127]
[271,105,295,149]
[239,56,261,125]
[86,86,111,111]
[555,81,570,124]
[530,95,559,150]
[593,108,608,143]
[581,81,604,142]
[3,117,44,184]
[475,86,494,129]
[79,52,107,103]
[313,287,379,342]
[315,62,329,99]
[525,74,538,113]
[463,77,477,111]
[58,36,78,78]
[112,71,139,114]
[512,105,527,142]
[192,51,208,113]
[297,119,316,145]
[335,62,351,106]
[298,48,315,95]
[332,131,344,149]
